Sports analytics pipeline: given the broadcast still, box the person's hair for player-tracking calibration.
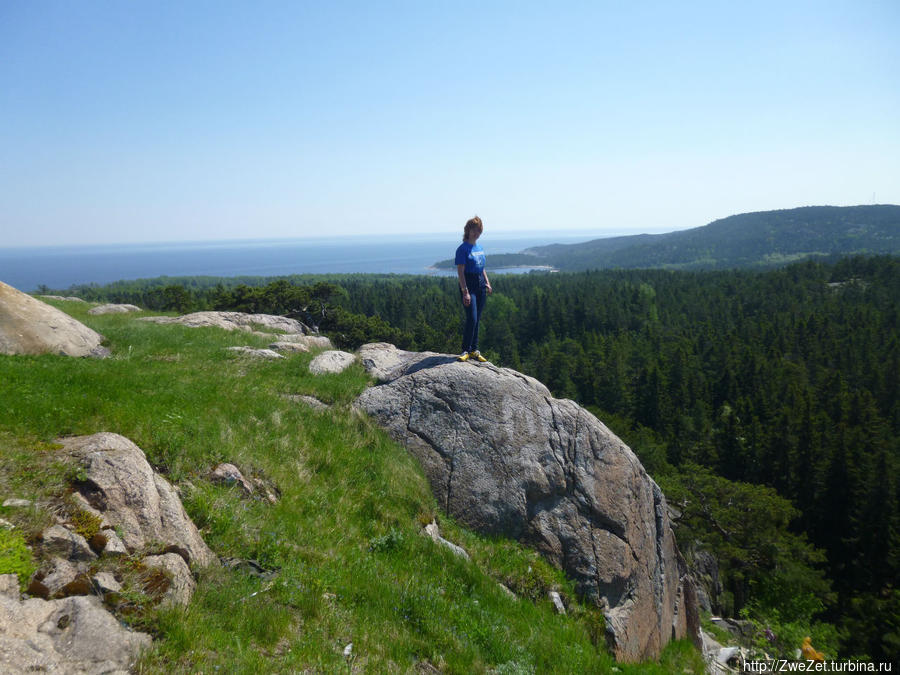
[463,216,483,242]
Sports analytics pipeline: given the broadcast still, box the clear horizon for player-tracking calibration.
[0,224,685,252]
[2,2,898,247]
[1,229,619,292]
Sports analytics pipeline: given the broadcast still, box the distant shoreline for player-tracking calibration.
[2,233,584,292]
[426,264,557,273]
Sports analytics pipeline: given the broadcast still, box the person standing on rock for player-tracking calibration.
[455,215,492,362]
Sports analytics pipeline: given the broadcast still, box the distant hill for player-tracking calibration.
[435,205,900,271]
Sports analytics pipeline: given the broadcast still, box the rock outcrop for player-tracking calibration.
[59,432,217,568]
[87,303,142,315]
[0,281,108,357]
[309,350,356,374]
[226,346,284,359]
[141,553,196,607]
[138,311,311,335]
[355,343,700,662]
[0,432,222,670]
[271,334,333,349]
[0,576,151,674]
[209,463,256,496]
[39,295,86,302]
[284,394,330,410]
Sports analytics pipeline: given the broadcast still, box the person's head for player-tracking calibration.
[463,216,483,242]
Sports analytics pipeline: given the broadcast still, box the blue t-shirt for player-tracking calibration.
[455,242,486,275]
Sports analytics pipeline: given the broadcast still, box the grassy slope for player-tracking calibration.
[0,302,704,674]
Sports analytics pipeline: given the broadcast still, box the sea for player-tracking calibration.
[0,231,617,293]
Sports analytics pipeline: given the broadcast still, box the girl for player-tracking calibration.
[455,216,492,361]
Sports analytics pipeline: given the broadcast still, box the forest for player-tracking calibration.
[433,204,900,271]
[51,255,900,661]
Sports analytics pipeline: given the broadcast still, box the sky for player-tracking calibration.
[1,1,899,247]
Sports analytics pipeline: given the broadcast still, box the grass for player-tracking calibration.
[0,300,705,673]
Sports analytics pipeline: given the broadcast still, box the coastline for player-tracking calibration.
[425,264,557,274]
[2,233,587,291]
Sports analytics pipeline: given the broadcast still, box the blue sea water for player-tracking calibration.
[0,231,612,292]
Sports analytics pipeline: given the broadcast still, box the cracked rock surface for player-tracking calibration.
[355,343,700,662]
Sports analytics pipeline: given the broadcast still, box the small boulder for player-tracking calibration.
[272,334,333,349]
[142,553,196,606]
[27,557,91,599]
[0,573,20,599]
[309,350,356,374]
[99,528,129,557]
[284,394,330,410]
[91,571,121,595]
[209,463,255,496]
[2,498,32,508]
[251,478,280,504]
[226,346,285,359]
[41,525,97,562]
[498,583,516,599]
[549,591,566,615]
[422,521,470,560]
[88,303,142,315]
[0,594,150,673]
[269,341,310,353]
[221,557,278,580]
[39,295,86,302]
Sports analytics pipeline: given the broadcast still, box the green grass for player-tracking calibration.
[0,528,36,588]
[0,300,704,673]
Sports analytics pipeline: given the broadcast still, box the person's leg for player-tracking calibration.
[461,290,478,353]
[470,285,487,353]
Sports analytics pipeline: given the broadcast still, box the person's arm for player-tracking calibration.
[483,270,492,294]
[457,265,471,306]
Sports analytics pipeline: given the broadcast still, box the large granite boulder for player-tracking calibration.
[0,281,107,357]
[59,433,217,568]
[355,344,700,662]
[138,311,311,335]
[0,580,150,674]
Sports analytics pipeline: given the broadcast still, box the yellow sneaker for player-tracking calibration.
[470,351,488,362]
[458,351,470,362]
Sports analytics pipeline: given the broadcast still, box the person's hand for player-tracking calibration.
[486,283,493,295]
[462,291,471,306]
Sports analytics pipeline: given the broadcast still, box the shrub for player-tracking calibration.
[70,508,103,541]
[0,528,36,589]
[368,528,405,553]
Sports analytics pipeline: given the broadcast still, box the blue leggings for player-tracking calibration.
[461,274,486,353]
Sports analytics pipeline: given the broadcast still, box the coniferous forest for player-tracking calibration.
[55,255,900,661]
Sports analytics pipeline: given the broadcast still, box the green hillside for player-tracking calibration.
[434,205,900,271]
[0,302,703,674]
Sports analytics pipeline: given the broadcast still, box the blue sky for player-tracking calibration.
[1,1,898,246]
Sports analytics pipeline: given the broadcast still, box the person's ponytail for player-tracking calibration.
[463,215,483,242]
